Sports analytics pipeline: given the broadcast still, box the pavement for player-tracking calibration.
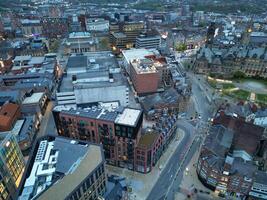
[37,101,57,138]
[107,128,185,200]
[147,120,199,200]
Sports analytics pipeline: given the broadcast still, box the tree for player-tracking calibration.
[175,43,187,52]
[233,70,246,79]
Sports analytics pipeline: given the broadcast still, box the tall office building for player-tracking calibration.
[0,133,25,200]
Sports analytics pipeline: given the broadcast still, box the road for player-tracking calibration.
[147,68,215,200]
[147,120,197,200]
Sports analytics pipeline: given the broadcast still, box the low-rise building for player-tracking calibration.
[21,19,42,36]
[86,18,109,32]
[18,136,106,200]
[135,131,163,173]
[249,171,267,200]
[197,114,267,198]
[64,32,98,54]
[0,103,21,131]
[21,92,49,116]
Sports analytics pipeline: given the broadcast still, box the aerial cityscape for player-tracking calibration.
[0,0,267,200]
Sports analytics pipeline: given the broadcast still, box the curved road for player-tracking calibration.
[147,120,199,200]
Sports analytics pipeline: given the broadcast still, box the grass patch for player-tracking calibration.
[207,79,217,88]
[223,89,250,101]
[256,94,267,104]
[222,83,235,90]
[232,77,267,87]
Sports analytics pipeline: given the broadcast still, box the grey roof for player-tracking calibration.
[141,88,181,112]
[253,171,267,184]
[204,125,234,158]
[61,107,119,122]
[231,158,257,178]
[16,116,34,143]
[66,55,88,69]
[54,137,88,174]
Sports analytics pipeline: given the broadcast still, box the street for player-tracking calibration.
[147,120,201,200]
[147,69,215,200]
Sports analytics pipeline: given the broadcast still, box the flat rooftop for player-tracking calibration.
[115,108,142,126]
[69,32,91,39]
[122,48,159,64]
[22,92,45,105]
[56,106,142,127]
[19,137,103,200]
[130,58,158,74]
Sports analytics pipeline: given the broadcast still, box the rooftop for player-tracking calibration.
[131,58,159,74]
[137,132,160,149]
[115,108,142,126]
[213,115,265,156]
[69,32,91,39]
[122,48,159,64]
[22,92,45,105]
[19,137,104,200]
[55,106,142,127]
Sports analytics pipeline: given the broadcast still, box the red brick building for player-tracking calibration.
[135,131,163,173]
[53,106,143,170]
[0,103,21,131]
[129,58,160,95]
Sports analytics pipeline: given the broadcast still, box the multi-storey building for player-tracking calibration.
[135,131,163,173]
[109,21,145,51]
[129,58,160,95]
[197,114,267,198]
[194,46,267,78]
[18,136,106,200]
[0,133,25,200]
[136,34,161,49]
[53,106,143,170]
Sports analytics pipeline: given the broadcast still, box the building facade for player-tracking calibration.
[0,133,25,200]
[53,106,143,171]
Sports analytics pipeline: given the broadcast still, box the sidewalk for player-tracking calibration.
[106,128,185,200]
[176,148,220,200]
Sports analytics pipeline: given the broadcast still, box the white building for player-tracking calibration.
[86,18,109,32]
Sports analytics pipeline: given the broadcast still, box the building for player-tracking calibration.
[64,32,98,54]
[18,136,106,200]
[129,58,160,95]
[0,133,25,200]
[136,33,161,49]
[53,106,143,171]
[110,32,127,51]
[197,114,267,198]
[250,32,267,45]
[249,171,267,200]
[194,46,267,78]
[0,103,21,131]
[21,19,42,36]
[21,92,49,116]
[41,17,68,38]
[73,72,129,107]
[109,21,145,51]
[61,53,129,106]
[141,88,188,119]
[86,18,109,32]
[122,48,159,74]
[135,131,163,173]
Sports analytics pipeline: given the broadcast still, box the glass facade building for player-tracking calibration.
[0,133,25,200]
